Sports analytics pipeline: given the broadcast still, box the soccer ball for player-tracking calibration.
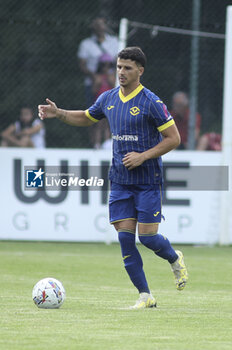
[32,277,66,309]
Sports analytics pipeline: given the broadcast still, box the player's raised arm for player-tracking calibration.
[38,98,94,127]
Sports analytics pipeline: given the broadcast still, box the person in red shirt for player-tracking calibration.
[90,54,116,149]
[93,53,116,98]
[197,132,221,151]
[170,91,201,149]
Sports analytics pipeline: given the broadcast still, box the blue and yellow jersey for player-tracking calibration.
[85,84,174,184]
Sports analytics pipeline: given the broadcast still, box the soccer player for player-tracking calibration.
[38,47,188,309]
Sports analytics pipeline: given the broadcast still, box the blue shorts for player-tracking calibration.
[109,182,163,224]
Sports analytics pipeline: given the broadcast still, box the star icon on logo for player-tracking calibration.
[33,168,45,181]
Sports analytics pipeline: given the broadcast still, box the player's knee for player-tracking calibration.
[113,222,120,231]
[113,220,136,232]
[138,223,159,234]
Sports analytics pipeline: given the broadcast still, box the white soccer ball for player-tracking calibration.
[32,277,66,309]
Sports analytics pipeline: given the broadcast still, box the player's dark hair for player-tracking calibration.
[118,47,146,67]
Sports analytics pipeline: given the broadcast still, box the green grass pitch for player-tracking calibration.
[0,242,231,350]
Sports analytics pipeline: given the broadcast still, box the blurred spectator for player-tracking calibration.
[197,132,221,151]
[77,17,119,107]
[1,107,45,148]
[101,138,112,150]
[171,91,201,149]
[93,53,116,98]
[91,53,115,149]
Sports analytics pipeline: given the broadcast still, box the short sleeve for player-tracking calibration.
[15,121,20,133]
[77,40,89,60]
[32,119,43,127]
[85,93,107,123]
[150,99,175,132]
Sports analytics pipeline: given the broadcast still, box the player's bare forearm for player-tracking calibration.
[143,137,179,160]
[143,124,180,160]
[123,124,180,170]
[56,109,93,127]
[38,98,94,127]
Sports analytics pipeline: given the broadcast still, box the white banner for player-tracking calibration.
[0,148,229,244]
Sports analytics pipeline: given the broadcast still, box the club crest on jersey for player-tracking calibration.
[130,106,140,116]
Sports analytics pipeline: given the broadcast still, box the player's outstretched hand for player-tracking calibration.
[122,152,146,170]
[38,98,58,120]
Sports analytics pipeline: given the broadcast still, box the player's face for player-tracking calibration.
[117,58,144,88]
